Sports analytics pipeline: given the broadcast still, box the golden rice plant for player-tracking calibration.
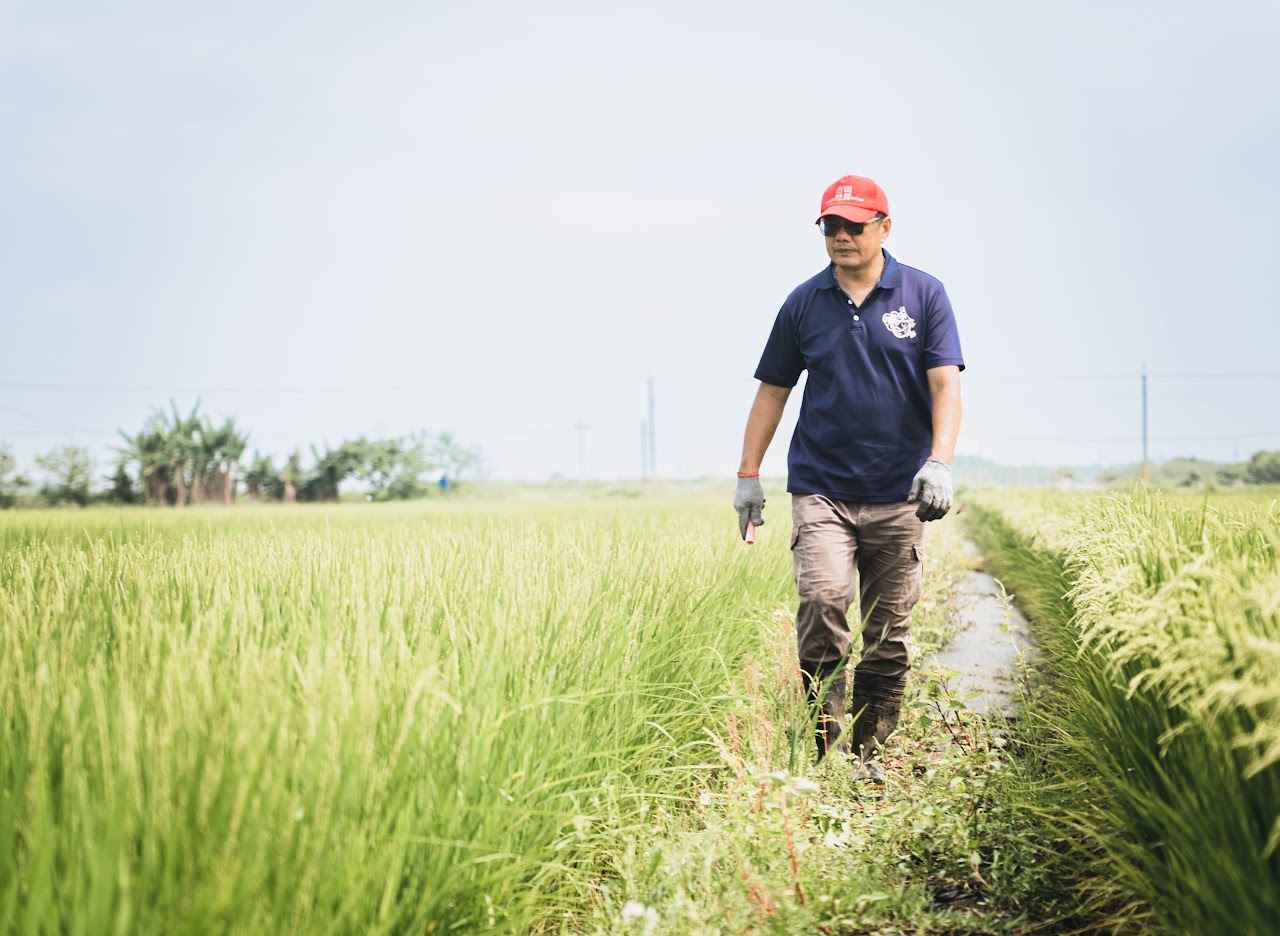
[968,486,1280,934]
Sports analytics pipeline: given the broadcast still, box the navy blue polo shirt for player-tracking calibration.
[754,250,965,503]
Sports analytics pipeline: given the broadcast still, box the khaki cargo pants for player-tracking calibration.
[790,494,926,678]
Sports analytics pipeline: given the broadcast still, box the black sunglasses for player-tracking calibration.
[817,215,882,237]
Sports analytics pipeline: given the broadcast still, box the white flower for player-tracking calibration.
[789,776,819,796]
[643,906,659,935]
[621,901,648,923]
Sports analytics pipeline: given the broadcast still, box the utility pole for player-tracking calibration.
[1141,363,1150,482]
[640,420,649,481]
[646,376,656,479]
[573,420,589,480]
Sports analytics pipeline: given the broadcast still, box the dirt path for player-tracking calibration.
[928,540,1036,717]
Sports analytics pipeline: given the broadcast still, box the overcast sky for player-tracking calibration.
[3,0,1278,481]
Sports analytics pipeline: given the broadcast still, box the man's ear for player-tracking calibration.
[880,216,892,241]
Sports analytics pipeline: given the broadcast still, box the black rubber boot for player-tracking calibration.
[850,671,907,782]
[800,658,850,762]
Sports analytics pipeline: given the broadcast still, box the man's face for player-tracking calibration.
[821,214,891,269]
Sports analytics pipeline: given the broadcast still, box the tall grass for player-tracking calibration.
[0,500,794,934]
[968,488,1280,934]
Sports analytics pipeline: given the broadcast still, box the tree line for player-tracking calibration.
[0,402,481,509]
[1094,451,1280,488]
[1215,451,1280,486]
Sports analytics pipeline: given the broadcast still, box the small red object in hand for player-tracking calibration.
[744,521,756,545]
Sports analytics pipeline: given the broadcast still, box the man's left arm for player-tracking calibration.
[926,365,962,465]
[908,365,962,521]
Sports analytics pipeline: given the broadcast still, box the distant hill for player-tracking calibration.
[954,454,1253,489]
[953,455,1110,487]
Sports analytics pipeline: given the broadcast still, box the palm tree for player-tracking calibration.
[163,401,202,507]
[244,451,277,500]
[118,400,212,506]
[198,417,248,504]
[281,451,302,503]
[118,421,173,505]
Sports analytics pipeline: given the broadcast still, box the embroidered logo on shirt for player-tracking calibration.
[882,306,917,339]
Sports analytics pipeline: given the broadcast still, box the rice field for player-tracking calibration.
[8,485,1276,934]
[1,494,1040,935]
[0,499,790,933]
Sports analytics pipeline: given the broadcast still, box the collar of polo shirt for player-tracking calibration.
[819,248,902,292]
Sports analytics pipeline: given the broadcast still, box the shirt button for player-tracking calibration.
[853,315,860,321]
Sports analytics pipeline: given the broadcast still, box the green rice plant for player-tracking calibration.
[0,499,797,934]
[967,488,1280,935]
[579,513,1057,934]
[3,495,1072,934]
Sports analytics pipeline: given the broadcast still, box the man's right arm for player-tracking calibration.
[738,294,801,537]
[733,382,791,539]
[738,382,791,474]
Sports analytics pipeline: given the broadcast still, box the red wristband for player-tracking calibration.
[737,471,759,478]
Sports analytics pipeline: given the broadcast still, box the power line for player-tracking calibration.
[3,371,1280,394]
[629,371,1280,384]
[7,426,1270,446]
[0,380,426,394]
[1148,372,1280,381]
[979,432,1280,443]
[969,372,1280,383]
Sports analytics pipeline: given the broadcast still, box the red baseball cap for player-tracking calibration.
[816,175,889,224]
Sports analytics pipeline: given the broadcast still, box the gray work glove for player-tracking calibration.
[907,458,953,522]
[733,475,765,540]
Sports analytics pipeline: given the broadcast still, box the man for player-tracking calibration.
[734,174,964,782]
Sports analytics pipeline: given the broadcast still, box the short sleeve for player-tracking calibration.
[753,300,805,387]
[924,283,966,372]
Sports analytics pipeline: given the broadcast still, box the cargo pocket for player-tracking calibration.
[789,525,803,585]
[910,543,925,604]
